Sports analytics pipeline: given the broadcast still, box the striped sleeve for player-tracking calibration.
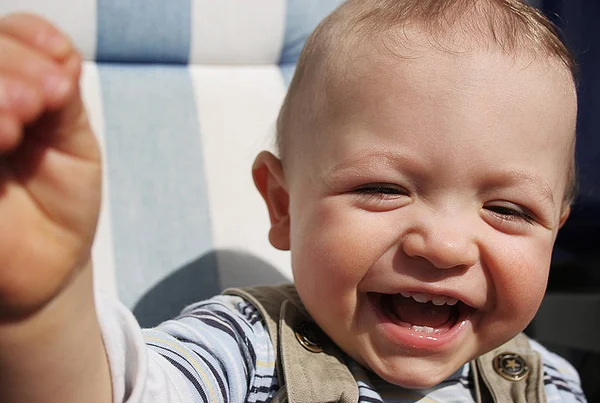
[97,293,278,403]
[530,339,588,403]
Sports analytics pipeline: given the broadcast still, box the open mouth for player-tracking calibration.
[370,291,474,339]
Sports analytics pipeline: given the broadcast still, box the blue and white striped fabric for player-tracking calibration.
[1,0,342,64]
[0,0,344,312]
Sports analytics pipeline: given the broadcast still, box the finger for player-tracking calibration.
[27,87,100,162]
[0,75,44,123]
[62,51,83,81]
[0,113,22,153]
[0,13,72,61]
[0,35,72,107]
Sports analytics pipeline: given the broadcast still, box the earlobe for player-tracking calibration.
[252,151,291,251]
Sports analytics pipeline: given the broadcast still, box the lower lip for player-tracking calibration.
[368,294,471,351]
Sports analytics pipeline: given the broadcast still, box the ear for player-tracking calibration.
[252,151,291,250]
[558,205,571,229]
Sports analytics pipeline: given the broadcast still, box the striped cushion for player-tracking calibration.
[1,1,344,316]
[2,0,342,64]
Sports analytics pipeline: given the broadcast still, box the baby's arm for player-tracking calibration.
[0,14,111,402]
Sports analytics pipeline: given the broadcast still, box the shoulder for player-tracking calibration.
[181,294,265,325]
[161,293,271,347]
[146,294,279,402]
[528,338,587,403]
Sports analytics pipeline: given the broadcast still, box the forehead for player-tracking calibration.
[304,29,577,148]
[330,27,574,107]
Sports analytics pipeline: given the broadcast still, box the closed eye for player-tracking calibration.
[352,183,408,196]
[484,204,535,225]
[349,183,411,212]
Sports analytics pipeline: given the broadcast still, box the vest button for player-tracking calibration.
[294,322,324,353]
[493,353,530,382]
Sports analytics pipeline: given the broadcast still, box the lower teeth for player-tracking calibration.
[411,325,435,334]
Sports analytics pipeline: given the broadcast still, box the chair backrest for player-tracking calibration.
[0,1,343,321]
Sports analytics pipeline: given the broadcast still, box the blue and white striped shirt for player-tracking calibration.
[97,294,587,403]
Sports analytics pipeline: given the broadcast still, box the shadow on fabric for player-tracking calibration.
[133,249,289,328]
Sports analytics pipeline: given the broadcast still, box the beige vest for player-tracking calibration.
[224,285,547,403]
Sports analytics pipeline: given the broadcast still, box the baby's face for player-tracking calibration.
[263,37,576,388]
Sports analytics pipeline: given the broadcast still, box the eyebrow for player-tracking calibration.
[325,150,424,177]
[320,150,429,191]
[481,171,557,211]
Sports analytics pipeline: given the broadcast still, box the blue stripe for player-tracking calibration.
[279,64,296,87]
[96,0,191,63]
[279,0,343,64]
[98,65,215,309]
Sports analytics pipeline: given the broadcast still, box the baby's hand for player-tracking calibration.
[0,14,101,319]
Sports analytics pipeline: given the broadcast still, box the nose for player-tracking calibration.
[401,215,478,270]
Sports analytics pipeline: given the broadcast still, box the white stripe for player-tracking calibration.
[190,65,292,285]
[190,0,286,64]
[0,0,98,61]
[82,62,118,297]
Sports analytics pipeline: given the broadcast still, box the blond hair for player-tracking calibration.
[276,0,578,206]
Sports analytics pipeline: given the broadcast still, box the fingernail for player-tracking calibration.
[44,73,71,99]
[46,34,71,58]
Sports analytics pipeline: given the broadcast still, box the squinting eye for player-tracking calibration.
[484,204,535,225]
[353,183,408,197]
[349,184,411,212]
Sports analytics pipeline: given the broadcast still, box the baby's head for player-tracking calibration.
[253,0,577,388]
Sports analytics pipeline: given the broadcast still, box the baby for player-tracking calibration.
[0,0,587,402]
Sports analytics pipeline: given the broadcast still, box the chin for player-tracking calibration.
[368,356,464,389]
[379,371,450,389]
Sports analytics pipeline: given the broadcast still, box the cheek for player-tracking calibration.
[289,199,389,311]
[292,204,366,284]
[489,235,552,322]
